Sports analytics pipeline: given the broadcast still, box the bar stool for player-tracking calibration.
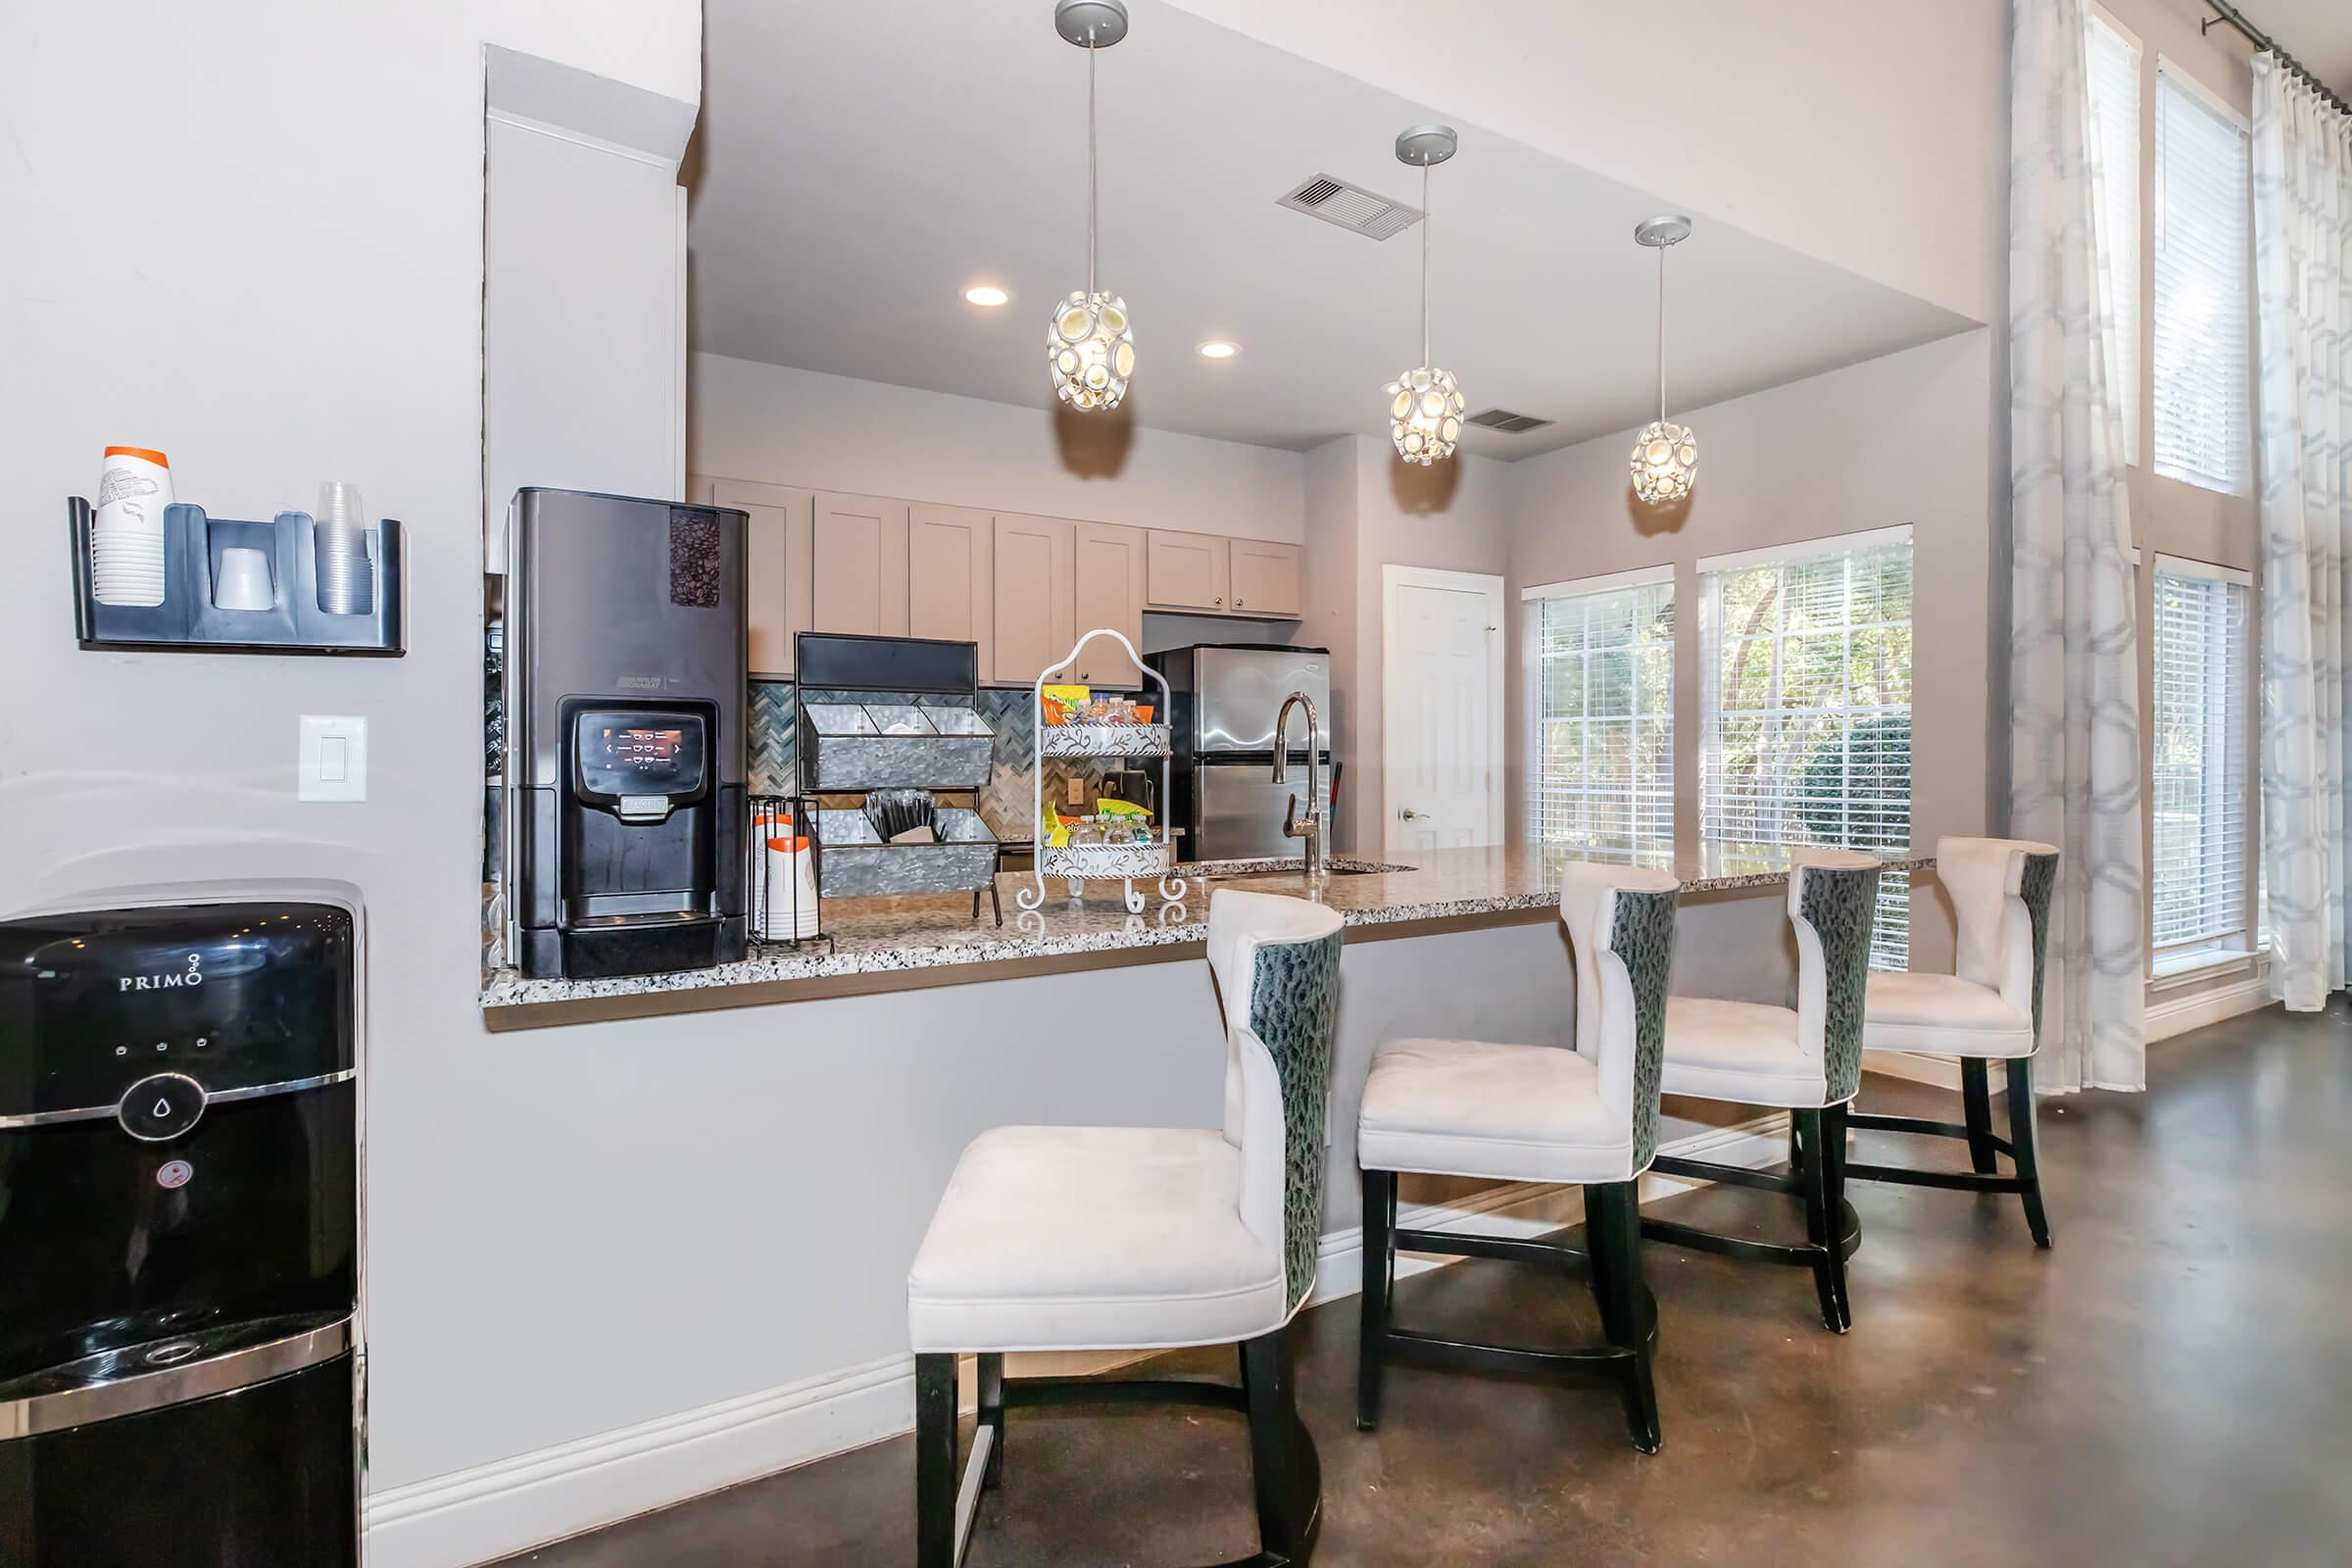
[906,889,1345,1568]
[1642,849,1881,1333]
[1847,836,2059,1247]
[1354,863,1679,1452]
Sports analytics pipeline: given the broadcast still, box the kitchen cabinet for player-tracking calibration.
[812,492,910,636]
[1228,540,1302,618]
[711,477,813,677]
[1147,530,1230,612]
[991,514,1074,685]
[908,504,994,669]
[1071,521,1147,687]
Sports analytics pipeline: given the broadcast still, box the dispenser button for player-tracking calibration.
[119,1072,207,1142]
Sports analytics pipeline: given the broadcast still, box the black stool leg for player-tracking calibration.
[975,1351,1004,1490]
[1356,1167,1395,1432]
[1588,1180,1661,1453]
[1243,1329,1320,1561]
[1796,1108,1851,1334]
[1961,1057,1997,1174]
[914,1352,958,1568]
[2006,1055,2053,1249]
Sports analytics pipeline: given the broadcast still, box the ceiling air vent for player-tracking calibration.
[1276,173,1422,240]
[1466,408,1555,435]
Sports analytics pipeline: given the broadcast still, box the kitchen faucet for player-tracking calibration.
[1271,691,1324,882]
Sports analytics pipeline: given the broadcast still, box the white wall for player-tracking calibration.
[1505,331,1999,973]
[0,0,700,1508]
[690,353,1307,541]
[1168,0,2008,325]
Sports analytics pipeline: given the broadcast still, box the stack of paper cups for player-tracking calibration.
[747,809,791,934]
[316,480,375,615]
[91,447,173,607]
[762,835,819,941]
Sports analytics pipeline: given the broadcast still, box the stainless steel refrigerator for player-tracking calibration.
[1145,643,1333,862]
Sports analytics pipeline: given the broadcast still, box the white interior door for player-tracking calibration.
[1384,565,1505,853]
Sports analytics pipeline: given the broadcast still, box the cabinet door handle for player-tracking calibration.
[1214,596,1223,607]
[1236,598,1245,609]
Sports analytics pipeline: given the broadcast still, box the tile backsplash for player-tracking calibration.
[750,682,1107,841]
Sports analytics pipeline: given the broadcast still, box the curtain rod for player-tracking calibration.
[2201,0,2352,119]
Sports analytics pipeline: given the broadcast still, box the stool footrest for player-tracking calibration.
[1002,1376,1250,1414]
[1847,1111,1975,1139]
[1383,1326,1636,1377]
[1843,1160,2031,1194]
[1650,1153,1804,1195]
[1392,1225,1592,1275]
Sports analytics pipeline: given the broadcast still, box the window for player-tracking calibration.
[1699,528,1913,969]
[1526,567,1674,853]
[2152,63,2250,495]
[2086,9,2140,465]
[2150,557,2251,957]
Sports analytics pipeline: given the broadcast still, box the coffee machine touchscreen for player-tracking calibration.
[574,710,707,799]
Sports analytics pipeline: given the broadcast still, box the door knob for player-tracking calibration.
[1398,808,1421,820]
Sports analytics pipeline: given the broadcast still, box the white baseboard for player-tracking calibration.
[1861,1048,2005,1094]
[362,1114,1792,1568]
[2145,970,2274,1042]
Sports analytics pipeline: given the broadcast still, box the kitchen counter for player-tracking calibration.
[480,843,1934,1030]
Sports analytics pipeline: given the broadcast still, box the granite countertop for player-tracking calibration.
[481,843,1935,1028]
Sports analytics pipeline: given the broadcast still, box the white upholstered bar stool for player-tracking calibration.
[1354,862,1680,1453]
[905,889,1345,1568]
[1847,836,2059,1248]
[1641,849,1882,1334]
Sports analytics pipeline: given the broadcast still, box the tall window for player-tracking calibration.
[1526,567,1673,853]
[2150,558,2251,958]
[2152,63,2250,495]
[1700,528,1913,968]
[2086,9,2140,465]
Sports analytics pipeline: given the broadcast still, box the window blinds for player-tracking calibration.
[2152,67,2250,495]
[1700,530,1912,969]
[1528,572,1674,852]
[2150,560,2250,952]
[2086,13,2140,466]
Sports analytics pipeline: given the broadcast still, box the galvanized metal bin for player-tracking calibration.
[799,702,994,791]
[812,806,1000,898]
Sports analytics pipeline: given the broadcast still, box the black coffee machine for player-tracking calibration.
[0,899,359,1566]
[506,488,749,978]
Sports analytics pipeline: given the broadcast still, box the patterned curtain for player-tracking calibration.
[2254,56,2352,1013]
[2009,0,2146,1092]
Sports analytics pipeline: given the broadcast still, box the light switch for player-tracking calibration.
[300,715,368,802]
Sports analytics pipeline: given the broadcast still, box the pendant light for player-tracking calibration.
[1384,124,1464,466]
[1047,0,1135,414]
[1631,215,1698,505]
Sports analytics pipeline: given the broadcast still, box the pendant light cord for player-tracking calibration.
[1086,41,1099,298]
[1420,163,1432,368]
[1654,242,1667,426]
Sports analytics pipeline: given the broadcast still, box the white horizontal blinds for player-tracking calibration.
[2150,562,2250,950]
[2152,66,2250,494]
[2086,12,2141,466]
[1530,576,1674,852]
[1700,532,1912,968]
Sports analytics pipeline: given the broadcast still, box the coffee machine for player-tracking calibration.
[506,488,749,978]
[0,898,359,1566]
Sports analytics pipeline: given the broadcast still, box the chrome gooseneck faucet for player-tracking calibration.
[1271,691,1324,882]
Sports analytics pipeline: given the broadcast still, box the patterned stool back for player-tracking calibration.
[1788,850,1884,1103]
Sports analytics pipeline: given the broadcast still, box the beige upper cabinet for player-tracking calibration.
[908,504,994,672]
[991,514,1075,685]
[1228,540,1302,618]
[710,476,813,677]
[1147,530,1230,612]
[812,492,910,636]
[1072,521,1148,687]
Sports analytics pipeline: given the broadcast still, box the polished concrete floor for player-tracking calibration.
[507,1005,2352,1566]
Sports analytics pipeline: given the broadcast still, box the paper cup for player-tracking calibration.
[92,446,172,607]
[762,836,818,940]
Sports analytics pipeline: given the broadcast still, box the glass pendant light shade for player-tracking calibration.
[1631,420,1698,503]
[1051,2,1131,414]
[1387,368,1464,465]
[1387,125,1462,465]
[1049,290,1135,412]
[1632,214,1696,506]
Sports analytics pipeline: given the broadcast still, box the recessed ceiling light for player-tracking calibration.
[963,285,1009,308]
[1197,340,1242,360]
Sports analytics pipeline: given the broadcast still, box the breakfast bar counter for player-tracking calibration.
[480,844,1933,1031]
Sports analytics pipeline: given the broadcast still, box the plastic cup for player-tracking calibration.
[316,481,374,615]
[213,546,275,611]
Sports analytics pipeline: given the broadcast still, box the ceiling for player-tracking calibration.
[2245,0,2352,98]
[689,0,1975,461]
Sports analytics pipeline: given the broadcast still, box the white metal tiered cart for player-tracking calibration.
[1018,628,1190,916]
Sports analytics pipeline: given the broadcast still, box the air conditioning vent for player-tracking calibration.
[1276,173,1422,241]
[1466,408,1555,435]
